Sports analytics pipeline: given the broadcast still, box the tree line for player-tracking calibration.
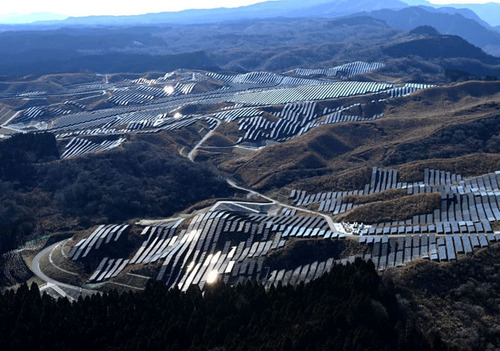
[0,259,447,351]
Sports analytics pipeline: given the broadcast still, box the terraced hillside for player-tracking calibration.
[0,51,496,297]
[0,60,493,296]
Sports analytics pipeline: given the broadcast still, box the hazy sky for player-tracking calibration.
[1,0,499,17]
[0,1,269,17]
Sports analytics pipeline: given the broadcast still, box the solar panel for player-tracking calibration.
[429,243,437,255]
[387,252,395,268]
[282,270,293,286]
[436,223,444,234]
[462,235,473,254]
[314,261,326,280]
[411,243,420,260]
[453,235,464,253]
[438,246,447,261]
[372,242,381,257]
[467,222,476,233]
[412,235,420,247]
[474,222,484,233]
[429,234,437,244]
[397,237,405,249]
[396,251,404,266]
[404,235,412,249]
[298,264,310,284]
[325,258,334,273]
[478,234,489,247]
[421,235,429,247]
[470,235,480,247]
[483,221,493,233]
[404,248,412,263]
[421,245,429,259]
[289,266,303,286]
[459,223,468,233]
[446,236,456,260]
[381,242,388,256]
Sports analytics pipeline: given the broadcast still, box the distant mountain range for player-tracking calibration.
[369,6,500,56]
[0,0,498,27]
[0,1,497,56]
[0,0,498,76]
[0,12,67,24]
[402,0,500,26]
[24,0,406,26]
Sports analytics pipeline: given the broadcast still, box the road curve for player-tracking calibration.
[31,240,97,295]
[226,179,349,235]
[188,120,221,162]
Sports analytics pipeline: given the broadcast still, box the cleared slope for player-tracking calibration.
[220,81,500,191]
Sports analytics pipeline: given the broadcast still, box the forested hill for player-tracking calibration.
[0,133,231,258]
[0,259,438,351]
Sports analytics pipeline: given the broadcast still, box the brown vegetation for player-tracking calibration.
[338,193,441,224]
[204,132,235,147]
[398,153,500,183]
[218,81,500,193]
[386,243,500,351]
[343,188,408,205]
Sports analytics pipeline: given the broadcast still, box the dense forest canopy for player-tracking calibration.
[0,260,438,351]
[0,133,231,255]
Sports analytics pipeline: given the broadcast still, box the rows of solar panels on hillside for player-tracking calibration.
[206,71,324,87]
[230,81,392,105]
[70,208,347,290]
[54,83,429,144]
[291,168,500,237]
[291,61,384,78]
[69,203,500,292]
[358,233,499,271]
[236,102,384,144]
[60,137,126,159]
[265,232,499,288]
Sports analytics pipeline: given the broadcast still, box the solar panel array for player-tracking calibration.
[74,198,499,291]
[236,102,385,144]
[60,137,126,159]
[290,168,500,238]
[293,61,385,78]
[75,207,348,290]
[358,233,499,271]
[15,106,71,123]
[69,224,129,261]
[230,81,393,106]
[385,83,434,98]
[108,87,163,106]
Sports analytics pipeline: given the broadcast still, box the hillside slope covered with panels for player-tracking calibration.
[220,81,500,191]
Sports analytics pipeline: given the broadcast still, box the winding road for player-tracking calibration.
[31,241,97,298]
[188,120,221,161]
[183,122,350,235]
[226,179,349,235]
